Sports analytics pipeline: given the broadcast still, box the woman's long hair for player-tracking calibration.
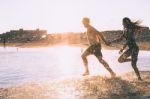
[123,17,143,31]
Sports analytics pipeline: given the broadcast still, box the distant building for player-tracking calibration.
[9,28,47,35]
[0,28,47,43]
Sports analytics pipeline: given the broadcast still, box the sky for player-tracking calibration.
[0,0,150,33]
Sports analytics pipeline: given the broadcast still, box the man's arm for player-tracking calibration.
[97,32,110,45]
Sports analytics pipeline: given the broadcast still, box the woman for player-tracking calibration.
[112,17,142,80]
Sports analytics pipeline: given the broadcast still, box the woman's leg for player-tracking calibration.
[131,47,142,80]
[118,49,131,63]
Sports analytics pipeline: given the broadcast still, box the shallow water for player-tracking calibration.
[0,46,150,87]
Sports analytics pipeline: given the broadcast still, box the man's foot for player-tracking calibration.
[82,71,89,76]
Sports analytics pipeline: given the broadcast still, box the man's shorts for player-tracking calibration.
[83,43,102,57]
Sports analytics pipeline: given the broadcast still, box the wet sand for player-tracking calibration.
[0,71,150,99]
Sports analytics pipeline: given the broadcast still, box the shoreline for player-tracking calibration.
[0,42,150,51]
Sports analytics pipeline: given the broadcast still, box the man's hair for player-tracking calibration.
[82,17,90,23]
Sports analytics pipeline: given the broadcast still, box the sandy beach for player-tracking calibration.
[0,71,150,99]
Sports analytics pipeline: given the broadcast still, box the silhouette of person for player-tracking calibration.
[81,17,116,77]
[3,37,6,48]
[111,17,142,80]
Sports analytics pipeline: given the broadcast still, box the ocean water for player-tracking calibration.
[0,46,150,87]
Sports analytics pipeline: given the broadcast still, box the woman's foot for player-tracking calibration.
[138,77,142,81]
[111,72,116,78]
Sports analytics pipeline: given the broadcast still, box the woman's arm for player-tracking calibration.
[111,29,127,43]
[119,44,127,54]
[111,34,124,43]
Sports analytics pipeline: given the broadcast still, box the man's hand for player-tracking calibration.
[119,48,124,54]
[83,32,86,34]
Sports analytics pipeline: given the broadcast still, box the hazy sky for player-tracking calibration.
[0,0,149,33]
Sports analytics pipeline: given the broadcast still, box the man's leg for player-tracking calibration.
[118,49,131,63]
[81,47,91,76]
[96,55,116,77]
[131,48,142,80]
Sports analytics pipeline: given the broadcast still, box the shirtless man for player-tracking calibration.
[81,17,116,77]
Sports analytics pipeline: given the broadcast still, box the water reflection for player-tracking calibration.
[0,46,149,87]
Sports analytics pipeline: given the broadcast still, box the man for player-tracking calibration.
[81,17,116,77]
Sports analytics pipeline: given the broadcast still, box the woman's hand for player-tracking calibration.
[119,48,124,54]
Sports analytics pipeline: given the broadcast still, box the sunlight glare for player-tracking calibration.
[57,45,77,75]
